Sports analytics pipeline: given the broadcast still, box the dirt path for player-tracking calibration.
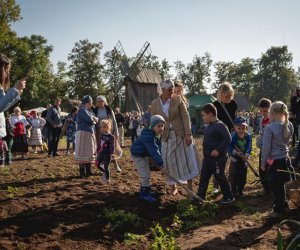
[0,138,299,249]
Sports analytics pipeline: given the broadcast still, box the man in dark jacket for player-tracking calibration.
[46,98,62,157]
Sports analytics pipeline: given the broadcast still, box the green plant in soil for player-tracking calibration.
[7,186,20,199]
[277,219,300,250]
[102,208,140,233]
[124,232,146,245]
[175,199,219,232]
[150,223,179,250]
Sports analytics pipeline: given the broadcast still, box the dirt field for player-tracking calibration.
[0,138,299,250]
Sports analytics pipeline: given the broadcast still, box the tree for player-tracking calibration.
[174,53,212,95]
[233,57,256,99]
[251,46,298,104]
[213,61,237,91]
[68,39,107,100]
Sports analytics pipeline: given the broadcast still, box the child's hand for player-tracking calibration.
[211,150,219,157]
[236,152,243,158]
[261,165,267,171]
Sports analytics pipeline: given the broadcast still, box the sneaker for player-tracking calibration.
[140,194,157,203]
[219,197,235,205]
[101,174,110,184]
[66,151,70,156]
[212,188,220,194]
[98,163,105,173]
[115,165,122,173]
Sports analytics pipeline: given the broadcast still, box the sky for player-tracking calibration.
[12,0,300,75]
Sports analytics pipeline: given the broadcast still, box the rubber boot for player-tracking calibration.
[85,163,93,177]
[79,164,85,178]
[140,186,157,202]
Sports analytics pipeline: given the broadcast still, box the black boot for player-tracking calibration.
[85,163,93,176]
[79,164,85,178]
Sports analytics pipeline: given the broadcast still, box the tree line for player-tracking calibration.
[1,0,299,110]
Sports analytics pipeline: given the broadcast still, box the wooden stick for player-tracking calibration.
[165,172,207,203]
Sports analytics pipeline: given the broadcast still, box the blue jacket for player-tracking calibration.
[130,127,163,168]
[228,131,252,158]
[77,106,95,134]
[0,88,21,138]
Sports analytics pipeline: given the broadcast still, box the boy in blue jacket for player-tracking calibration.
[131,115,165,202]
[228,116,252,197]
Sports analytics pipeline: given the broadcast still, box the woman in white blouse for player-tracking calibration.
[28,110,46,153]
[10,106,29,159]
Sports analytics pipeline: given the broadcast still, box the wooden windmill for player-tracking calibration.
[107,41,161,112]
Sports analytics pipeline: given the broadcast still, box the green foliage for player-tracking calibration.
[150,223,179,250]
[68,39,107,100]
[7,185,19,199]
[277,219,300,250]
[233,201,257,214]
[102,208,140,233]
[124,232,146,245]
[0,0,21,34]
[174,53,212,96]
[213,61,237,91]
[175,199,218,231]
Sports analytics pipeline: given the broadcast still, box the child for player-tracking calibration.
[256,98,272,194]
[65,107,78,155]
[228,116,252,198]
[261,101,294,217]
[96,119,115,183]
[196,104,234,204]
[131,115,166,202]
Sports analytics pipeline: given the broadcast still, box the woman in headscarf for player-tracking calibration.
[75,95,98,177]
[151,79,199,195]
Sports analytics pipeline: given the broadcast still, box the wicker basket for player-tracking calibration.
[289,189,300,208]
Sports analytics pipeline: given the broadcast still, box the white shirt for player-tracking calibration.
[160,98,173,128]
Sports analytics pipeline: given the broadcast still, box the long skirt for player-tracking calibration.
[162,130,199,185]
[28,127,43,146]
[12,135,28,153]
[75,130,97,164]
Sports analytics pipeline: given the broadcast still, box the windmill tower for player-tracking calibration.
[107,41,161,113]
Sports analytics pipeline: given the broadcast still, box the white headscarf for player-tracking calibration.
[97,95,107,105]
[157,79,175,94]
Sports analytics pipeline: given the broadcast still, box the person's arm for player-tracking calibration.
[109,135,115,155]
[46,107,56,127]
[0,88,21,113]
[78,109,94,124]
[39,117,46,127]
[215,123,231,154]
[109,111,119,138]
[261,126,272,169]
[228,133,235,156]
[245,134,252,158]
[144,135,164,167]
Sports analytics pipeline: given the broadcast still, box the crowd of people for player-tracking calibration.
[0,53,298,218]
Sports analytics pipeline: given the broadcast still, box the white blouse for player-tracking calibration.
[10,115,28,128]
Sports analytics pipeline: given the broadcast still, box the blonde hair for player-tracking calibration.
[217,82,234,102]
[100,119,112,132]
[14,106,21,114]
[270,101,290,139]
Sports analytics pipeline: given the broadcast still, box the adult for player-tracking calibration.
[114,107,125,147]
[46,98,63,157]
[28,110,46,153]
[75,95,98,177]
[10,107,29,159]
[291,87,300,167]
[41,103,51,144]
[142,106,151,127]
[151,79,199,195]
[93,95,121,172]
[3,113,14,165]
[213,82,237,132]
[0,53,26,140]
[213,82,237,193]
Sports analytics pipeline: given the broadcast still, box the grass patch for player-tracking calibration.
[7,186,20,199]
[102,208,140,233]
[174,199,219,232]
